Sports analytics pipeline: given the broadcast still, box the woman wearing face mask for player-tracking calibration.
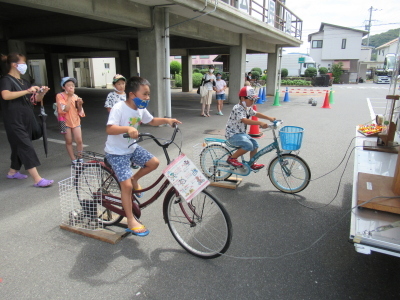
[56,77,85,165]
[105,74,126,113]
[200,65,216,117]
[0,52,53,187]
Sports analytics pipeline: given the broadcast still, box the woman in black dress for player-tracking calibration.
[0,53,53,187]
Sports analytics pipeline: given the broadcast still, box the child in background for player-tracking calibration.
[56,77,85,164]
[225,86,275,170]
[105,74,126,112]
[214,72,227,115]
[105,76,181,236]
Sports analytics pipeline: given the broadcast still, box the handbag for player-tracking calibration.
[6,75,43,140]
[197,76,208,97]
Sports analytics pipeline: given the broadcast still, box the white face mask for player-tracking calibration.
[16,63,27,75]
[242,101,248,107]
[114,87,123,93]
[209,69,214,73]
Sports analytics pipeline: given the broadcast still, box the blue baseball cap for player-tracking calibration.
[61,77,77,87]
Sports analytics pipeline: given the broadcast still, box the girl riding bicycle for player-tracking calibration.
[104,76,181,237]
[225,86,276,170]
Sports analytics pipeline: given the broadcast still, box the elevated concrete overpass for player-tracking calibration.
[0,0,303,117]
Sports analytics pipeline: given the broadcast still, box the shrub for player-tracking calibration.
[281,79,311,86]
[200,68,208,75]
[170,61,181,77]
[222,72,229,81]
[261,74,267,81]
[193,72,204,87]
[332,62,343,83]
[281,68,288,78]
[251,67,262,74]
[251,70,260,80]
[174,74,182,87]
[304,67,317,77]
[193,68,200,73]
[318,67,328,75]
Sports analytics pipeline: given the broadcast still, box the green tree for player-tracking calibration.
[305,67,317,77]
[170,61,181,78]
[192,73,204,87]
[331,62,343,84]
[193,68,200,73]
[281,68,288,78]
[251,67,262,75]
[318,67,328,75]
[251,70,260,80]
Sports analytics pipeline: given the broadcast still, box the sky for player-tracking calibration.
[284,0,400,53]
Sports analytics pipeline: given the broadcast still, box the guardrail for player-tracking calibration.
[222,0,302,40]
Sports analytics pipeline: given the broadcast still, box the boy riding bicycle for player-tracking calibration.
[105,76,181,237]
[225,86,276,170]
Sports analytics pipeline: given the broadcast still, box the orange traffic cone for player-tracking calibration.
[321,91,331,109]
[248,105,263,138]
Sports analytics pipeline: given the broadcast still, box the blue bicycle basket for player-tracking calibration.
[279,126,304,151]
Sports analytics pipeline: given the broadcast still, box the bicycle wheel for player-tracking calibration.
[200,144,232,181]
[75,164,124,226]
[268,154,311,193]
[165,189,232,259]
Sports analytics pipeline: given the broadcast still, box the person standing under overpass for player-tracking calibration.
[104,74,126,113]
[0,53,53,187]
[200,65,216,117]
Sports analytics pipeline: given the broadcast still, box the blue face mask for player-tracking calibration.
[133,97,149,109]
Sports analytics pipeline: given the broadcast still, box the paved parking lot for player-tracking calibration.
[1,82,400,299]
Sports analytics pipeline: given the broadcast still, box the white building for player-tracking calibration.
[308,23,368,83]
[375,37,400,67]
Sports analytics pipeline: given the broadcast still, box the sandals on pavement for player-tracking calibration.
[7,172,28,179]
[34,178,54,188]
[125,225,150,237]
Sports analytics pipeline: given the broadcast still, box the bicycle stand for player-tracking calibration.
[210,175,242,189]
[60,222,130,245]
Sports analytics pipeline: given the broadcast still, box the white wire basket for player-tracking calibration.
[59,162,104,230]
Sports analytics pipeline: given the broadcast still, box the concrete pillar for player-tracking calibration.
[138,7,165,117]
[181,55,193,92]
[228,34,246,103]
[44,53,62,96]
[129,50,139,77]
[116,50,130,78]
[266,46,280,96]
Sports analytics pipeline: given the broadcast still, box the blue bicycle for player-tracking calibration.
[199,121,311,193]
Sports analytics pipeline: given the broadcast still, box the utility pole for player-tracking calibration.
[366,6,378,46]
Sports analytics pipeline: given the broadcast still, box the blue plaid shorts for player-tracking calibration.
[105,145,154,182]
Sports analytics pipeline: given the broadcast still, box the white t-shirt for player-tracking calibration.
[203,74,216,90]
[104,101,153,155]
[215,79,226,95]
[104,91,126,108]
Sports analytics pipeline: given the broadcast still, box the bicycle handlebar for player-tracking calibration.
[122,123,179,148]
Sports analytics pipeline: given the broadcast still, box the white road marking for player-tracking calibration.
[366,98,375,121]
[41,137,89,147]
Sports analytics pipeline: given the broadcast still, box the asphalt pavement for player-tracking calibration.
[1,82,400,299]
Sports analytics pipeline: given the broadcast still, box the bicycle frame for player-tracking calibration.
[82,124,200,224]
[210,123,293,177]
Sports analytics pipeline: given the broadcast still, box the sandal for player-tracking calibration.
[201,113,206,117]
[34,178,54,188]
[7,172,28,179]
[125,225,150,237]
[133,184,144,198]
